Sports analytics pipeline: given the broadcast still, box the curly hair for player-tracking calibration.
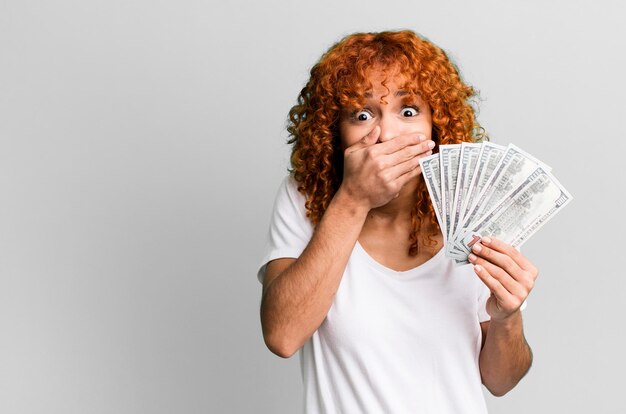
[287,30,486,256]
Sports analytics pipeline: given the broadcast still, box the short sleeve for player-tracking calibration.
[477,282,491,323]
[256,175,314,284]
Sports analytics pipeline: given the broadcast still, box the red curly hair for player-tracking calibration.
[287,30,486,256]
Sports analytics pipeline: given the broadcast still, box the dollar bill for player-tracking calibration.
[460,166,572,251]
[451,142,506,254]
[419,153,446,240]
[461,144,550,233]
[420,141,572,265]
[439,144,462,244]
[447,142,482,256]
[457,142,507,227]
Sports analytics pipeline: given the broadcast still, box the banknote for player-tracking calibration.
[449,142,507,254]
[439,144,462,244]
[461,144,550,232]
[419,154,446,240]
[455,142,506,232]
[460,166,572,250]
[447,143,482,256]
[421,141,572,265]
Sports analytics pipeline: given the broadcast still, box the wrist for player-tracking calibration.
[333,186,371,218]
[489,309,523,331]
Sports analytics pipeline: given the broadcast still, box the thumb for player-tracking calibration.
[346,126,380,154]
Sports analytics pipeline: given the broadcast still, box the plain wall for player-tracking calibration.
[1,0,625,412]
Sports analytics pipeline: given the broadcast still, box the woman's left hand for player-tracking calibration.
[468,237,539,322]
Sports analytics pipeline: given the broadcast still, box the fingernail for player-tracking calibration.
[474,264,482,272]
[468,253,477,262]
[427,141,435,149]
[472,243,482,253]
[418,135,426,142]
[482,237,491,245]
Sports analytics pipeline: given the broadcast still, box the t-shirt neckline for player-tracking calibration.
[354,240,446,279]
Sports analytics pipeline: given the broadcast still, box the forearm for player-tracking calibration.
[260,188,369,357]
[479,311,533,396]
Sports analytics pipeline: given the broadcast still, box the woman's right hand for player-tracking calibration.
[340,125,435,210]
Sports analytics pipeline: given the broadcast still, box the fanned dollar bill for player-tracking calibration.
[422,142,572,265]
[460,166,572,250]
[462,144,550,231]
[452,142,506,239]
[449,142,507,255]
[448,143,482,256]
[419,154,446,240]
[439,144,462,245]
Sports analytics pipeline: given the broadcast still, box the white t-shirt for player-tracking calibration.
[258,175,492,414]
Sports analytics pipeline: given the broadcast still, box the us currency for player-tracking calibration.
[455,143,506,231]
[419,153,446,240]
[460,166,572,252]
[451,142,506,254]
[447,142,482,256]
[439,144,462,245]
[460,144,549,238]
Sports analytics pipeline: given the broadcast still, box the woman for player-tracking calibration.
[257,30,537,413]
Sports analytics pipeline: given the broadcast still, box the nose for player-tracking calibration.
[377,114,399,143]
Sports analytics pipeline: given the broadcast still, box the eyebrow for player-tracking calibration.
[364,90,411,98]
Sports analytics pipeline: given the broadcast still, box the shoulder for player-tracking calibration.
[272,175,309,218]
[269,174,313,232]
[275,174,305,206]
[257,175,313,283]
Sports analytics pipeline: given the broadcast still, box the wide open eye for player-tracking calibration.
[353,110,373,121]
[402,107,419,117]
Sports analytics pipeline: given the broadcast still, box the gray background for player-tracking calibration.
[1,0,625,413]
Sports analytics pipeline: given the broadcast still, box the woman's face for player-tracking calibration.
[338,71,433,150]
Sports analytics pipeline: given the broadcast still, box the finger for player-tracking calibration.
[470,242,523,283]
[398,162,423,184]
[480,237,539,280]
[377,132,426,155]
[345,125,381,155]
[469,252,527,298]
[382,140,436,168]
[385,149,431,181]
[473,264,513,304]
[385,159,424,196]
